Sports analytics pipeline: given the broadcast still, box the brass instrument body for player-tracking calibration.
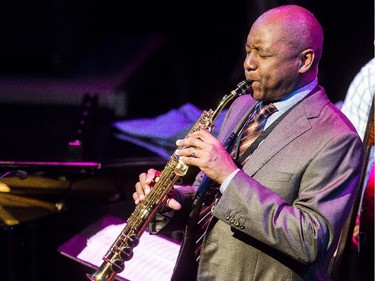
[87,80,251,281]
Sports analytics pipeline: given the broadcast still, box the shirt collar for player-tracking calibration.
[271,78,318,111]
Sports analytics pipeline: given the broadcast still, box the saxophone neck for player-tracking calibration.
[211,92,237,121]
[211,80,252,121]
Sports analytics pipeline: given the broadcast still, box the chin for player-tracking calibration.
[251,90,263,101]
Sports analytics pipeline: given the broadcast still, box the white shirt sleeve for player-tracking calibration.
[220,168,241,194]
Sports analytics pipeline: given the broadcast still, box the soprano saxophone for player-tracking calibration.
[86,80,251,281]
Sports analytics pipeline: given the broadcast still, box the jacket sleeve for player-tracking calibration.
[212,130,364,264]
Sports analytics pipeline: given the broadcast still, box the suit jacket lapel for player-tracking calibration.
[242,88,328,176]
[218,97,257,143]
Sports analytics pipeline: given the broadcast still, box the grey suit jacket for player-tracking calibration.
[196,86,364,280]
[161,86,363,281]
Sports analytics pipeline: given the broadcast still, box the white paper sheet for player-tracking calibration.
[78,223,180,281]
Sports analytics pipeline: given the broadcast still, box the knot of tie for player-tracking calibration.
[256,102,278,119]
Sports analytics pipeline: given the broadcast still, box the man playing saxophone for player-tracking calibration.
[133,5,364,281]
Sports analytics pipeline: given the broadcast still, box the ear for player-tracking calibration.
[298,49,315,73]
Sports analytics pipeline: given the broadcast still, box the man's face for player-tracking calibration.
[243,20,302,102]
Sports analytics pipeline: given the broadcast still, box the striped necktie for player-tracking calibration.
[231,102,278,166]
[194,102,277,261]
[194,186,220,260]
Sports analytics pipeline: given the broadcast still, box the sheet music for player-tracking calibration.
[77,223,180,281]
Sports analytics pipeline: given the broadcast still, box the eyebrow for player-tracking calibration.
[246,44,273,55]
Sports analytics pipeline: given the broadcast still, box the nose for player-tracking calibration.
[243,53,256,73]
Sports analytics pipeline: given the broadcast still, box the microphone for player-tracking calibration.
[0,170,28,180]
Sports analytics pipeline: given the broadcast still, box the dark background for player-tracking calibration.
[0,0,372,163]
[0,1,373,281]
[0,1,373,118]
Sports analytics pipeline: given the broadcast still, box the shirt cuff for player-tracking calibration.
[220,168,240,194]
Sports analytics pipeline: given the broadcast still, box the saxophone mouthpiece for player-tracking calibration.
[234,80,252,96]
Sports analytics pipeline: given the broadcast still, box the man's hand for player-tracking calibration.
[175,130,238,184]
[133,168,182,210]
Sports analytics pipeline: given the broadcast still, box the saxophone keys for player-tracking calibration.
[120,247,134,261]
[111,259,125,274]
[174,159,189,176]
[127,234,139,247]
